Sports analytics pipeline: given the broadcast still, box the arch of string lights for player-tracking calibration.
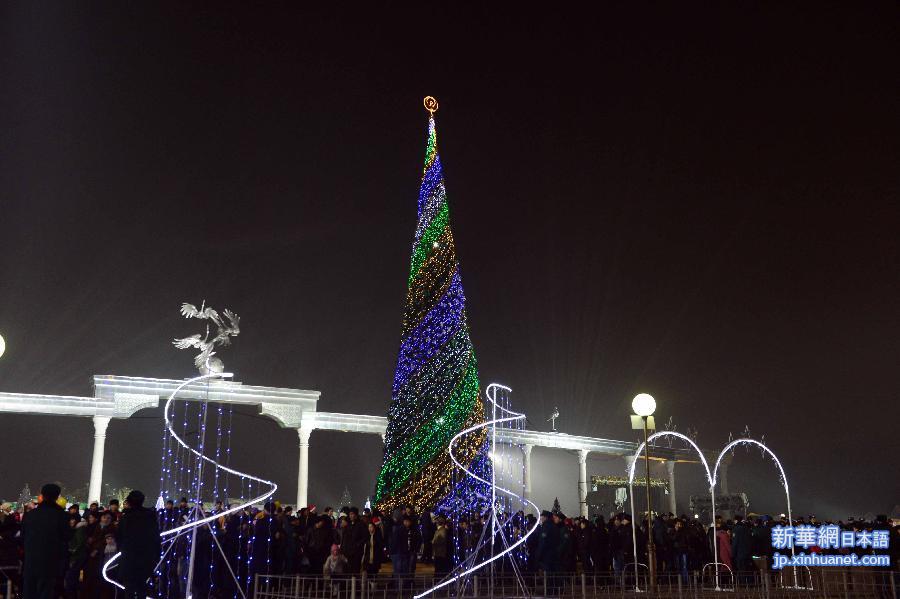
[626,433,795,592]
[102,369,277,599]
[627,431,714,591]
[713,438,792,520]
[712,438,804,589]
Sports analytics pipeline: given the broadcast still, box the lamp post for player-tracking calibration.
[632,393,657,591]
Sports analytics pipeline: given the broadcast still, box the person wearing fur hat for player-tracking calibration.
[22,483,72,599]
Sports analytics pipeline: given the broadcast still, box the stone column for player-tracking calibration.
[578,449,590,518]
[296,427,312,509]
[665,460,677,515]
[719,455,731,495]
[523,444,534,511]
[88,416,111,503]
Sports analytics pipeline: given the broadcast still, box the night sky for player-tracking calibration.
[1,3,897,518]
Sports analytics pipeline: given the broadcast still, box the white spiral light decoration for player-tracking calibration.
[415,383,540,599]
[103,369,277,596]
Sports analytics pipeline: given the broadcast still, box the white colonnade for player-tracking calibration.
[1,375,703,513]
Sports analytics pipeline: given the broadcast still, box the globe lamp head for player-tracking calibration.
[632,393,656,417]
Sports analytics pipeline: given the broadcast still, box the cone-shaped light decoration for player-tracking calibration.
[374,98,487,513]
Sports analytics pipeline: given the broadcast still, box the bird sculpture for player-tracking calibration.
[547,407,560,432]
[173,300,240,373]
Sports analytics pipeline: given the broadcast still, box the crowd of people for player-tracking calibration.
[0,484,160,599]
[1,484,897,598]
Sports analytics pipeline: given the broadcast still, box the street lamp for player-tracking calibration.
[632,393,657,591]
[632,393,656,418]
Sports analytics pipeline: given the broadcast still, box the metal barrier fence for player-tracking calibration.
[253,568,898,599]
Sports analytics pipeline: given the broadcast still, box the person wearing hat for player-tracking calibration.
[118,490,160,599]
[535,510,560,576]
[107,499,121,522]
[553,512,576,573]
[22,483,72,599]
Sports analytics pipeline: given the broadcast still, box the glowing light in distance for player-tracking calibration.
[632,393,656,417]
[0,334,5,359]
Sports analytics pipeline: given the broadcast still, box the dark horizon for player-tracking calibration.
[0,3,897,518]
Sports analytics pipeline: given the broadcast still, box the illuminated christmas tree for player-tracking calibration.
[338,485,352,509]
[18,484,32,507]
[375,97,487,513]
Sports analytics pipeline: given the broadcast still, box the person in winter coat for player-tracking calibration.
[431,517,451,576]
[323,544,348,579]
[118,490,161,599]
[419,513,435,564]
[389,514,421,579]
[22,483,72,599]
[590,516,610,573]
[305,516,335,576]
[559,515,577,572]
[340,507,368,574]
[730,518,753,583]
[652,515,670,573]
[672,519,691,583]
[715,525,732,571]
[535,511,560,574]
[609,516,623,574]
[457,519,476,561]
[64,515,89,599]
[101,532,119,599]
[613,514,635,575]
[575,519,593,572]
[80,512,108,599]
[361,521,384,577]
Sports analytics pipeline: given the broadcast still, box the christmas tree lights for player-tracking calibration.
[375,98,487,513]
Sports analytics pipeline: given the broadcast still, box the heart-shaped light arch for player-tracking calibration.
[627,434,796,591]
[626,431,716,591]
